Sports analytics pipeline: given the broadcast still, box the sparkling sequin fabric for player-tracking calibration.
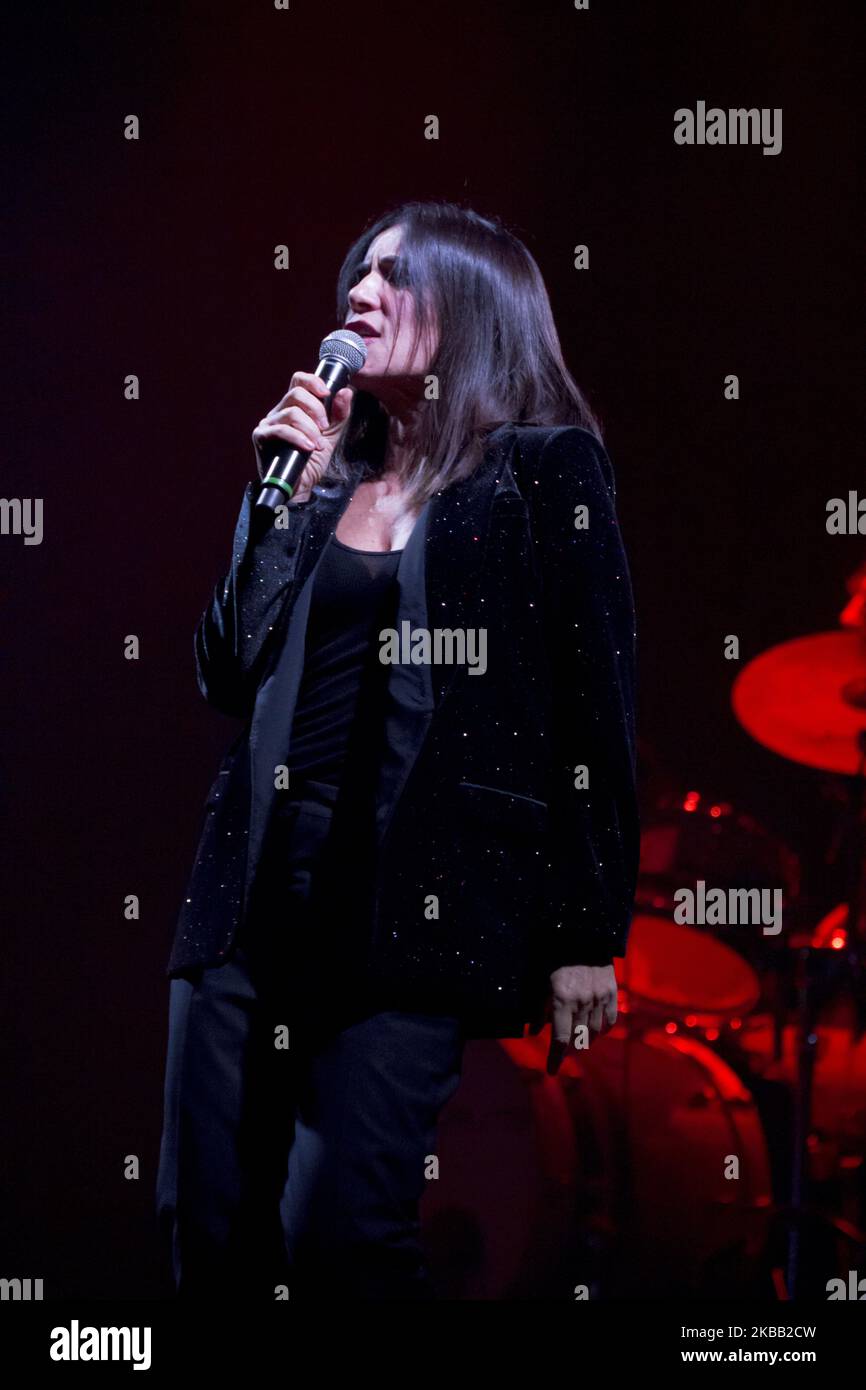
[166,424,639,1039]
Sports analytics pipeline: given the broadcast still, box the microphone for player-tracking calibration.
[255,329,368,513]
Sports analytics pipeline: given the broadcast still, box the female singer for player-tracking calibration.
[157,200,639,1300]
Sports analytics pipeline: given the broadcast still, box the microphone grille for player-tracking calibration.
[319,329,368,373]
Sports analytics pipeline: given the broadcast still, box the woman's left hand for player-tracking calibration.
[545,963,618,1075]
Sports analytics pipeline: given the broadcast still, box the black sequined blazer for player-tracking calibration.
[165,423,639,1038]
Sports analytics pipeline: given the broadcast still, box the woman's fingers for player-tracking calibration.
[251,374,353,499]
[573,996,594,1033]
[604,988,618,1028]
[269,386,331,435]
[330,386,354,428]
[266,405,327,447]
[252,424,325,498]
[273,371,331,416]
[588,999,605,1034]
[253,418,322,455]
[545,965,620,1073]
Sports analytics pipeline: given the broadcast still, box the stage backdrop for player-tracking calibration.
[4,0,862,1296]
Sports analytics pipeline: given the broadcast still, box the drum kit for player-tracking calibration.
[423,562,866,1299]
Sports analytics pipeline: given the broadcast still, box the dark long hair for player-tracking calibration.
[328,200,602,508]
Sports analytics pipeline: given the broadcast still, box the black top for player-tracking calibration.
[287,535,403,788]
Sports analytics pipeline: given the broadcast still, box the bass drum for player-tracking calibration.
[422,1027,773,1299]
[618,913,760,1025]
[421,1036,580,1300]
[551,1024,775,1297]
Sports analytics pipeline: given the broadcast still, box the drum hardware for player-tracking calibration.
[496,1021,774,1296]
[432,565,866,1296]
[732,630,866,778]
[731,570,866,1296]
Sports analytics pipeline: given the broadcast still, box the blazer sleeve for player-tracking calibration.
[526,425,640,969]
[194,482,313,718]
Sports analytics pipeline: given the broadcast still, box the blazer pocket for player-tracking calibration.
[457,780,548,831]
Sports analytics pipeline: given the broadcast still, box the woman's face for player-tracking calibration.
[344,224,438,391]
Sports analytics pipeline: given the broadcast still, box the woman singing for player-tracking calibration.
[156,200,639,1300]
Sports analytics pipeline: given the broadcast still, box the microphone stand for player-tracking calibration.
[784,732,866,1298]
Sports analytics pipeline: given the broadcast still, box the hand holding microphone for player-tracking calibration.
[252,329,367,511]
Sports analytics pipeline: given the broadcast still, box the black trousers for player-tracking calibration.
[156,780,466,1300]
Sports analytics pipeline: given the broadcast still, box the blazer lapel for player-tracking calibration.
[248,423,518,873]
[422,423,516,707]
[245,482,352,908]
[373,423,517,844]
[283,419,516,711]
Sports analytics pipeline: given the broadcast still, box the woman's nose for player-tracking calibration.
[349,274,383,312]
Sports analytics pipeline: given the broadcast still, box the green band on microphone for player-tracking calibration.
[261,475,294,499]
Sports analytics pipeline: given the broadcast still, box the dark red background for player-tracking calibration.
[3,0,862,1295]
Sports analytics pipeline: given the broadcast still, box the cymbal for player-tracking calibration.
[732,632,866,774]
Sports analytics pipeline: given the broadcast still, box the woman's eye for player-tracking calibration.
[349,258,409,289]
